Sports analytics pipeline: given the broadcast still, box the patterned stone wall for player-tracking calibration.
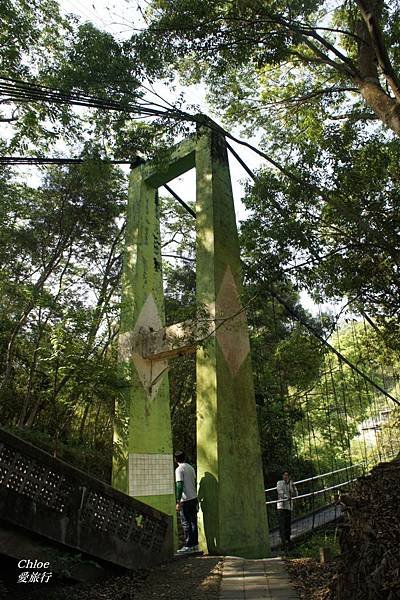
[0,428,173,568]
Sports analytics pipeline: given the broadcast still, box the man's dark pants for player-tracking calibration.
[180,498,198,547]
[277,508,292,544]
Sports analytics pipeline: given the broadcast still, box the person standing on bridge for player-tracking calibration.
[174,450,199,554]
[277,470,298,547]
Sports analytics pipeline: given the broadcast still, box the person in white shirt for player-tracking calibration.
[174,450,198,553]
[276,470,298,546]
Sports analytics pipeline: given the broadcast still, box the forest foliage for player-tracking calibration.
[0,0,399,484]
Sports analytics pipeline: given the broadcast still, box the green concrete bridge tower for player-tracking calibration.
[114,125,269,558]
[114,164,176,519]
[196,128,269,558]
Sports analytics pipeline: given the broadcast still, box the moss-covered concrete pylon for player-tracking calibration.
[114,126,270,559]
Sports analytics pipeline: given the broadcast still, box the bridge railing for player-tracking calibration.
[264,462,367,530]
[0,427,173,569]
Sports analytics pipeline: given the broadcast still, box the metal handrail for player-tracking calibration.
[265,478,357,505]
[265,461,366,493]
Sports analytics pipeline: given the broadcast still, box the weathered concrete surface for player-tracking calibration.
[115,127,269,559]
[220,557,299,599]
[0,523,111,582]
[0,427,173,570]
[142,137,196,188]
[122,319,200,361]
[196,128,270,558]
[114,165,176,523]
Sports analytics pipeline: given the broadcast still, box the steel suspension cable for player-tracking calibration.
[326,352,353,475]
[347,331,372,468]
[316,304,340,483]
[3,76,399,411]
[267,288,400,406]
[334,328,355,467]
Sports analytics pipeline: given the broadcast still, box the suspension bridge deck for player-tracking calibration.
[269,503,343,549]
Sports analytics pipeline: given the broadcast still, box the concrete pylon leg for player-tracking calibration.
[113,167,176,521]
[196,128,270,558]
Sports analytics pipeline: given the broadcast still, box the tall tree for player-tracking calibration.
[137,1,400,343]
[0,160,126,480]
[138,0,400,135]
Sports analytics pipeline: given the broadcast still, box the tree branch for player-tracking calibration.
[0,116,18,123]
[328,110,378,120]
[356,0,400,102]
[0,106,19,123]
[264,11,359,76]
[301,37,356,76]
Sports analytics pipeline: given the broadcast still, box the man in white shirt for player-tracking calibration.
[276,470,298,546]
[174,450,198,553]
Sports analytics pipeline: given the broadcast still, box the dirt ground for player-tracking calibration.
[286,557,336,600]
[0,554,336,600]
[0,555,223,600]
[0,552,340,600]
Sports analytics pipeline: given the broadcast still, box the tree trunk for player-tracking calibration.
[78,401,91,443]
[355,79,400,136]
[1,231,75,391]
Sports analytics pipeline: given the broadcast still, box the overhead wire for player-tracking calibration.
[355,320,384,459]
[267,288,400,407]
[363,316,399,458]
[0,156,195,219]
[0,77,171,117]
[2,74,399,268]
[0,157,132,165]
[353,318,395,460]
[224,139,400,459]
[2,77,399,408]
[0,74,365,215]
[63,0,109,29]
[326,351,353,481]
[270,295,292,469]
[321,368,340,483]
[316,302,341,483]
[1,71,398,256]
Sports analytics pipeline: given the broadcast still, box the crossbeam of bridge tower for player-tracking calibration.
[113,126,270,559]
